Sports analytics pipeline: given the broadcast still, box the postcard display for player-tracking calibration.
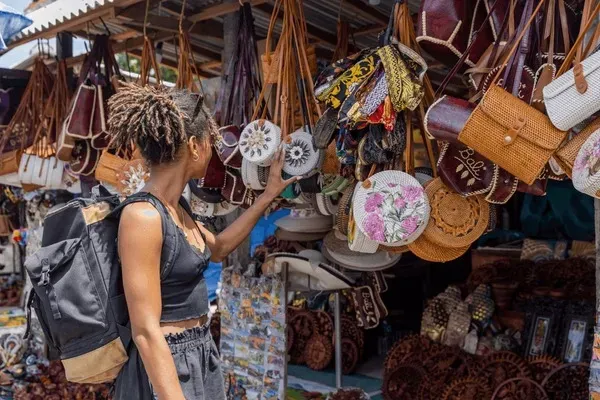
[219,268,286,399]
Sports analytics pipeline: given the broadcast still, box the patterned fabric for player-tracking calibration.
[359,182,428,243]
[319,54,380,109]
[367,97,396,131]
[314,49,373,98]
[360,73,389,116]
[377,45,424,112]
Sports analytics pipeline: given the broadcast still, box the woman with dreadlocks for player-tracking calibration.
[110,83,298,400]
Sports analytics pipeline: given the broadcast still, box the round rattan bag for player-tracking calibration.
[239,119,281,166]
[572,127,600,198]
[283,131,322,176]
[422,178,489,248]
[352,171,430,246]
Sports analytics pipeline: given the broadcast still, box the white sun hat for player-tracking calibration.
[266,252,354,291]
[352,170,430,246]
[283,131,322,176]
[274,208,333,233]
[322,233,401,271]
[213,200,239,216]
[239,119,282,166]
[190,193,215,217]
[573,128,600,198]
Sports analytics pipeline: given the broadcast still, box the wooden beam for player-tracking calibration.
[111,29,140,41]
[128,49,219,78]
[343,0,389,24]
[188,0,267,22]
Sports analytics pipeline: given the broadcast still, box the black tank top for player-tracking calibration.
[127,193,211,322]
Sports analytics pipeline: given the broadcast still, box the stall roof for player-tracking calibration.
[5,0,463,92]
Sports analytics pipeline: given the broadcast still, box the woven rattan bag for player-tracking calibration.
[555,117,600,178]
[458,84,567,185]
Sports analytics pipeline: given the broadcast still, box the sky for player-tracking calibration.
[0,0,87,68]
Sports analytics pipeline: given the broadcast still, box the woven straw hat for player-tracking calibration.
[573,127,600,198]
[422,178,490,248]
[336,182,356,235]
[266,252,354,291]
[314,193,339,216]
[407,233,470,262]
[283,131,322,176]
[242,158,269,190]
[239,119,281,166]
[323,231,401,271]
[190,193,215,217]
[275,208,333,233]
[348,183,379,253]
[352,171,430,246]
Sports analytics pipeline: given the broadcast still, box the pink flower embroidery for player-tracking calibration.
[387,183,398,188]
[364,193,384,213]
[394,197,406,209]
[403,185,424,203]
[401,216,419,235]
[363,212,385,242]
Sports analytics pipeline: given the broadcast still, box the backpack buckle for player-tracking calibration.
[38,259,50,286]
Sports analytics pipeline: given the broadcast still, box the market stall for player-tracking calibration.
[0,0,599,399]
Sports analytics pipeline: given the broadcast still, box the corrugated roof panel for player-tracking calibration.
[12,0,115,42]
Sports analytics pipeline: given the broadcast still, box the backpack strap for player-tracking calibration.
[114,193,180,280]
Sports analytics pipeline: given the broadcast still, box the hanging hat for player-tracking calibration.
[190,194,215,217]
[314,193,339,216]
[352,171,430,246]
[274,208,333,233]
[275,228,327,242]
[422,178,490,248]
[239,119,281,166]
[283,131,322,176]
[214,200,238,216]
[266,253,354,291]
[322,231,401,271]
[336,182,356,236]
[298,249,327,264]
[241,158,269,190]
[188,179,224,204]
[573,128,600,198]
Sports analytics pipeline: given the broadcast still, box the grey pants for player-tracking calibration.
[114,324,225,400]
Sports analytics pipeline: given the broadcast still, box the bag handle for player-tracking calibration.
[435,0,504,97]
[489,0,548,87]
[556,0,600,76]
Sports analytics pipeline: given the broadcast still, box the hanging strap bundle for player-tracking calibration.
[0,58,53,178]
[253,0,321,138]
[215,2,264,127]
[175,0,202,92]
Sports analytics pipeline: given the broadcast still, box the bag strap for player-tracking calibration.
[557,0,600,76]
[489,0,548,87]
[115,193,180,280]
[435,0,504,96]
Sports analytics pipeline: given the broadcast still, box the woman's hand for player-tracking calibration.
[264,145,301,200]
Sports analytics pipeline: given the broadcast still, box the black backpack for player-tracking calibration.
[24,186,180,384]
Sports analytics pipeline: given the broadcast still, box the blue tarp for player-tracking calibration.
[0,3,32,50]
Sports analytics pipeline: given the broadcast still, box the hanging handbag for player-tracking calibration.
[458,0,568,185]
[544,1,600,131]
[555,117,600,178]
[70,140,100,176]
[215,125,243,169]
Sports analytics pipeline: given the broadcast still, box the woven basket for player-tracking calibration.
[458,85,568,185]
[407,233,470,263]
[336,183,355,236]
[262,45,317,84]
[95,151,127,186]
[423,178,489,248]
[555,118,600,178]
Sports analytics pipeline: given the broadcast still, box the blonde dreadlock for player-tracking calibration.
[108,82,218,164]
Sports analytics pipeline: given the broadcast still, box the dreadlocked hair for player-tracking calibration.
[108,82,218,164]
